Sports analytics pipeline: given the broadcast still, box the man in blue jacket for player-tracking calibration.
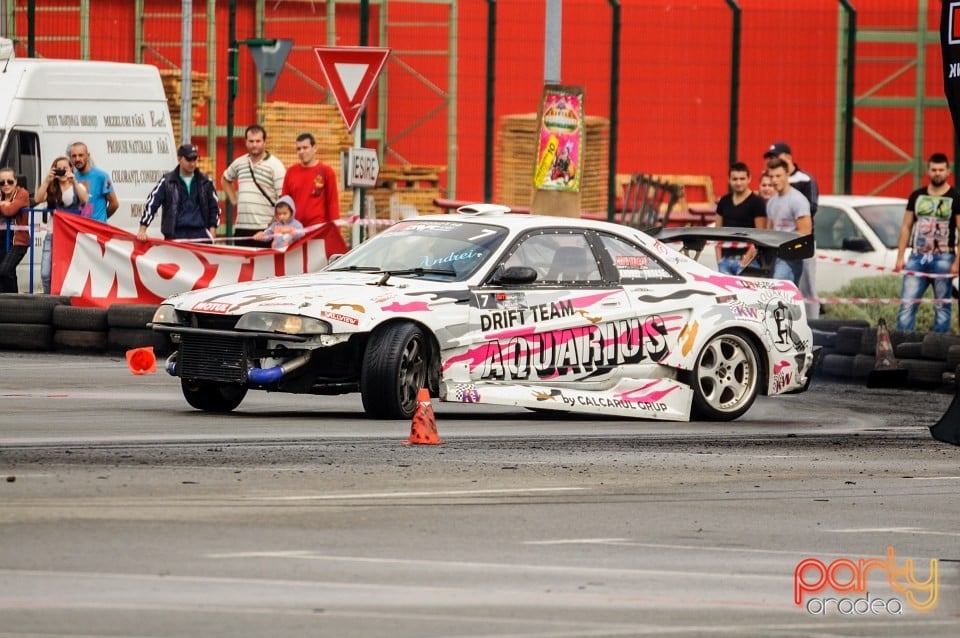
[137,144,220,241]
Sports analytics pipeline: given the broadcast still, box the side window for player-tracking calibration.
[815,206,864,250]
[598,232,681,284]
[0,130,41,198]
[500,230,601,285]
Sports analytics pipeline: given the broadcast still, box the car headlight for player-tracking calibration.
[152,304,179,324]
[235,312,331,335]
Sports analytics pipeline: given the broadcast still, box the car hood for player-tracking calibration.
[163,271,468,319]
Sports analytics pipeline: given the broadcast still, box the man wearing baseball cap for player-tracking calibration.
[137,144,220,241]
[763,141,820,318]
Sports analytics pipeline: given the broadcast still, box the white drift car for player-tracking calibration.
[150,205,818,422]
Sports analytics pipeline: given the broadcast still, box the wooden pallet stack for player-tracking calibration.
[495,113,609,214]
[159,70,211,144]
[369,165,445,217]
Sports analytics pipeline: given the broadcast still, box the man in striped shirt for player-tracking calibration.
[222,124,286,246]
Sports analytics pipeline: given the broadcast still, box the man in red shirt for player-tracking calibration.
[281,132,348,257]
[282,132,340,229]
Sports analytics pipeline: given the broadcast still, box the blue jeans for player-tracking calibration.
[896,252,954,333]
[718,255,762,276]
[773,258,803,285]
[41,232,52,295]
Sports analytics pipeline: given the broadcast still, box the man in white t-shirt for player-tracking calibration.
[765,157,812,285]
[221,124,286,246]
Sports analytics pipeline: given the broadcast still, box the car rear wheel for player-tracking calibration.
[688,331,760,421]
[181,379,247,412]
[361,322,428,419]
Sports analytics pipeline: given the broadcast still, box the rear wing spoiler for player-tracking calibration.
[654,227,815,278]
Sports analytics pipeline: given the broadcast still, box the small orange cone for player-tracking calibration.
[866,319,907,388]
[404,388,443,445]
[126,346,157,375]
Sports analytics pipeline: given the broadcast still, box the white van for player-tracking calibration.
[0,38,177,291]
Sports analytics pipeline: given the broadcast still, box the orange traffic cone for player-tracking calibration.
[404,388,443,445]
[866,319,907,388]
[126,346,157,375]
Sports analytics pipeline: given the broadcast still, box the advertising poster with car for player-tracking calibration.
[533,85,584,192]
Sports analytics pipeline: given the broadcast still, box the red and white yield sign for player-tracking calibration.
[314,46,391,132]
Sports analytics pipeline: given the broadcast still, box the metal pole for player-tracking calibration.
[607,0,621,221]
[360,0,369,147]
[838,0,857,194]
[226,0,237,237]
[544,0,561,83]
[181,0,193,144]
[725,1,741,167]
[27,0,35,56]
[484,0,497,202]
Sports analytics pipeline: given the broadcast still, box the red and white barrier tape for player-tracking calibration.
[808,297,953,305]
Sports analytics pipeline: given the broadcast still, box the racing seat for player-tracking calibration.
[545,246,601,283]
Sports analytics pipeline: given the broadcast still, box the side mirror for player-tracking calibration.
[492,265,538,285]
[841,237,872,252]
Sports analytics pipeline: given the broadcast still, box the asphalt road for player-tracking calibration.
[1,352,959,637]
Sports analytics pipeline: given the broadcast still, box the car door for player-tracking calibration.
[458,228,636,390]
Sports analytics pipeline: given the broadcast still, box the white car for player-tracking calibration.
[814,195,906,294]
[150,205,817,422]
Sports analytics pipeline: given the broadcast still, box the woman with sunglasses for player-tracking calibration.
[35,156,88,294]
[0,167,30,293]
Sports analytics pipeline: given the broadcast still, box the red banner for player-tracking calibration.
[52,215,334,307]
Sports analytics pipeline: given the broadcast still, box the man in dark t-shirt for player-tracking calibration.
[714,161,768,275]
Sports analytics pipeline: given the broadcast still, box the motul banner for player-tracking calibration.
[52,214,334,307]
[941,0,960,143]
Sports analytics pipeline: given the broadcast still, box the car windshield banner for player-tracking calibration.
[941,0,960,143]
[51,214,333,307]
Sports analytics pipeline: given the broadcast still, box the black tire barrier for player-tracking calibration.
[947,345,960,369]
[852,353,876,380]
[835,326,865,356]
[107,327,172,356]
[51,305,109,331]
[0,323,54,351]
[894,341,924,360]
[0,295,68,324]
[812,329,837,348]
[900,358,949,387]
[920,333,960,361]
[821,353,855,379]
[860,327,878,356]
[807,318,870,332]
[107,304,161,330]
[53,329,109,353]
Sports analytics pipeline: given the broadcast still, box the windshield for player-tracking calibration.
[856,204,905,249]
[328,219,509,281]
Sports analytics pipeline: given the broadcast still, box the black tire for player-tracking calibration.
[820,353,854,379]
[811,329,837,348]
[894,341,923,360]
[53,329,108,352]
[859,327,878,356]
[687,331,760,421]
[835,326,864,355]
[0,323,53,350]
[852,353,876,380]
[107,327,172,354]
[360,322,429,419]
[946,345,960,369]
[920,333,960,361]
[0,295,67,324]
[51,305,108,331]
[807,318,869,332]
[107,303,159,329]
[181,378,247,412]
[901,358,948,387]
[889,330,925,348]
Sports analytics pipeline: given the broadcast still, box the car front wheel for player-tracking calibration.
[181,379,248,413]
[688,331,760,421]
[361,322,429,419]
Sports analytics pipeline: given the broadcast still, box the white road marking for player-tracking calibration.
[243,487,587,501]
[826,527,960,537]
